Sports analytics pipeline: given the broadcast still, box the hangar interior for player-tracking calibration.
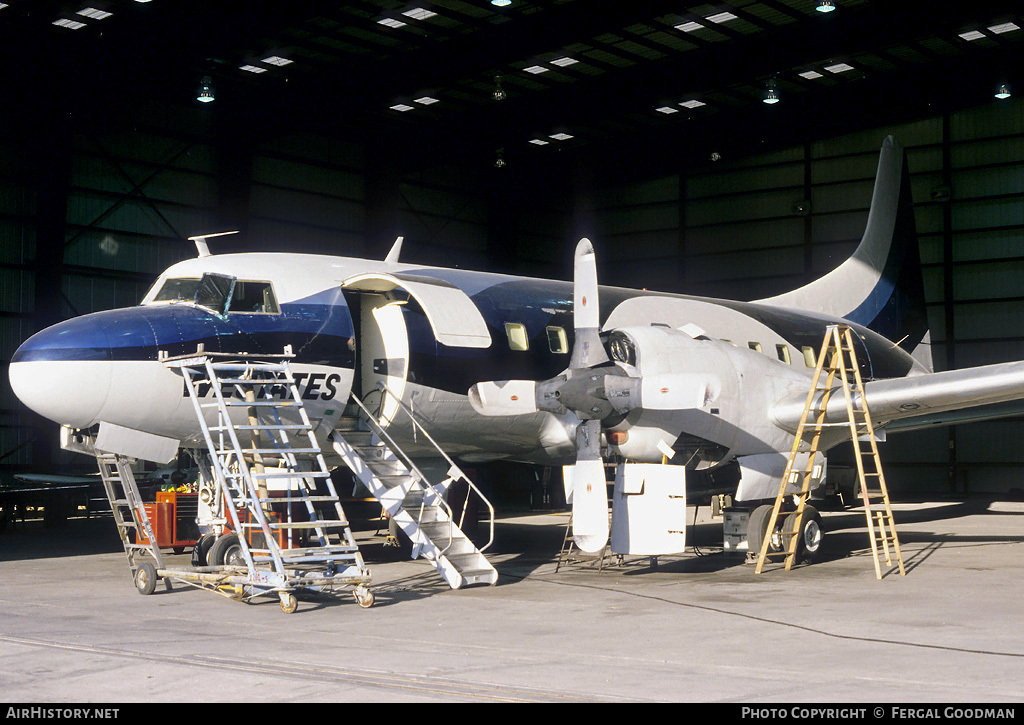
[2,0,1023,501]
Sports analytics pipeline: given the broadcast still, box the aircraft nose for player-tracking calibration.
[9,312,115,428]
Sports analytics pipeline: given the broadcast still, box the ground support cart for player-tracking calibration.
[85,348,373,613]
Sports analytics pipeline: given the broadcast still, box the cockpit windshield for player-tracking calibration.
[148,274,280,315]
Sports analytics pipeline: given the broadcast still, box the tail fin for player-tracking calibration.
[755,136,932,372]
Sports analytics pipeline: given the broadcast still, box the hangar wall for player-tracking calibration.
[2,96,1022,497]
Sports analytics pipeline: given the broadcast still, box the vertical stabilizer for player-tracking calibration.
[756,136,932,372]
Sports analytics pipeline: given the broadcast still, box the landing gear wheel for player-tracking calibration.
[746,504,780,561]
[135,562,158,596]
[208,533,245,567]
[785,506,824,563]
[354,586,374,609]
[279,592,298,614]
[191,533,216,567]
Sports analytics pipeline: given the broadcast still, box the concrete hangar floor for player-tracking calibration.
[1,498,1023,703]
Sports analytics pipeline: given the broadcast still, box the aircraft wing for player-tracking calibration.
[770,360,1024,433]
[12,473,99,485]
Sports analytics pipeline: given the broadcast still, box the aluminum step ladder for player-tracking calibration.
[330,384,498,589]
[95,452,169,595]
[161,348,373,612]
[756,324,905,578]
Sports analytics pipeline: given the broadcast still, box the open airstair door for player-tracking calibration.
[341,273,491,425]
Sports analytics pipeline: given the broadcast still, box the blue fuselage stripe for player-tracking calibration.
[14,280,917,386]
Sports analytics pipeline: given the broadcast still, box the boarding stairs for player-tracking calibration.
[330,383,498,589]
[162,348,372,610]
[96,452,169,594]
[755,324,905,578]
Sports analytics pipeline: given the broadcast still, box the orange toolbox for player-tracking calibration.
[139,492,200,550]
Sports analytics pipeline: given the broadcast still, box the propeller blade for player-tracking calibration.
[569,419,609,552]
[570,238,609,370]
[467,380,538,416]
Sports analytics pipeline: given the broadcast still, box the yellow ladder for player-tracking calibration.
[756,324,905,578]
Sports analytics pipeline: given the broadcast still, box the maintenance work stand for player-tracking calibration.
[84,348,373,614]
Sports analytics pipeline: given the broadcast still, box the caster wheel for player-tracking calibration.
[354,587,374,609]
[279,592,298,614]
[135,562,158,596]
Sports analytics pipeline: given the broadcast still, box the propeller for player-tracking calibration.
[470,240,721,553]
[469,238,619,552]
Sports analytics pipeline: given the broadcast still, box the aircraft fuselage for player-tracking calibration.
[10,251,922,485]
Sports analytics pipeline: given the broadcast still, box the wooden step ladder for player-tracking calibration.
[756,324,905,578]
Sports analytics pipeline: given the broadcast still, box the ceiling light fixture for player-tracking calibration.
[799,70,824,79]
[551,57,578,67]
[763,81,780,104]
[197,76,215,103]
[706,12,737,23]
[680,99,706,109]
[995,84,1012,99]
[390,103,414,112]
[549,132,573,141]
[240,64,267,74]
[656,106,679,114]
[494,148,506,168]
[676,21,703,32]
[53,18,86,29]
[492,76,506,101]
[524,65,549,74]
[815,2,836,12]
[378,18,407,28]
[492,0,511,6]
[78,8,112,20]
[988,22,1020,35]
[403,8,437,21]
[262,56,293,66]
[958,30,985,41]
[414,96,439,105]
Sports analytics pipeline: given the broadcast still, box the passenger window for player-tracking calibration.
[505,323,529,351]
[802,346,817,367]
[546,326,568,354]
[748,342,762,353]
[228,281,280,314]
[776,344,791,364]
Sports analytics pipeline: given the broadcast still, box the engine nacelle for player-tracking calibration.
[604,325,810,467]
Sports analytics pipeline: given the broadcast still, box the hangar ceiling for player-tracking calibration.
[3,0,1023,177]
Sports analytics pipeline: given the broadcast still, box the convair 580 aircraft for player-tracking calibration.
[10,137,1024,558]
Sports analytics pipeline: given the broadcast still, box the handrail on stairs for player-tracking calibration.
[346,382,495,555]
[343,393,460,556]
[374,381,495,554]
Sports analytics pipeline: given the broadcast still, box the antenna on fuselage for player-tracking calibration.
[187,230,239,258]
[385,236,404,264]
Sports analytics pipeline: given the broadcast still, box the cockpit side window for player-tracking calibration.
[152,278,201,303]
[228,280,280,314]
[194,273,235,315]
